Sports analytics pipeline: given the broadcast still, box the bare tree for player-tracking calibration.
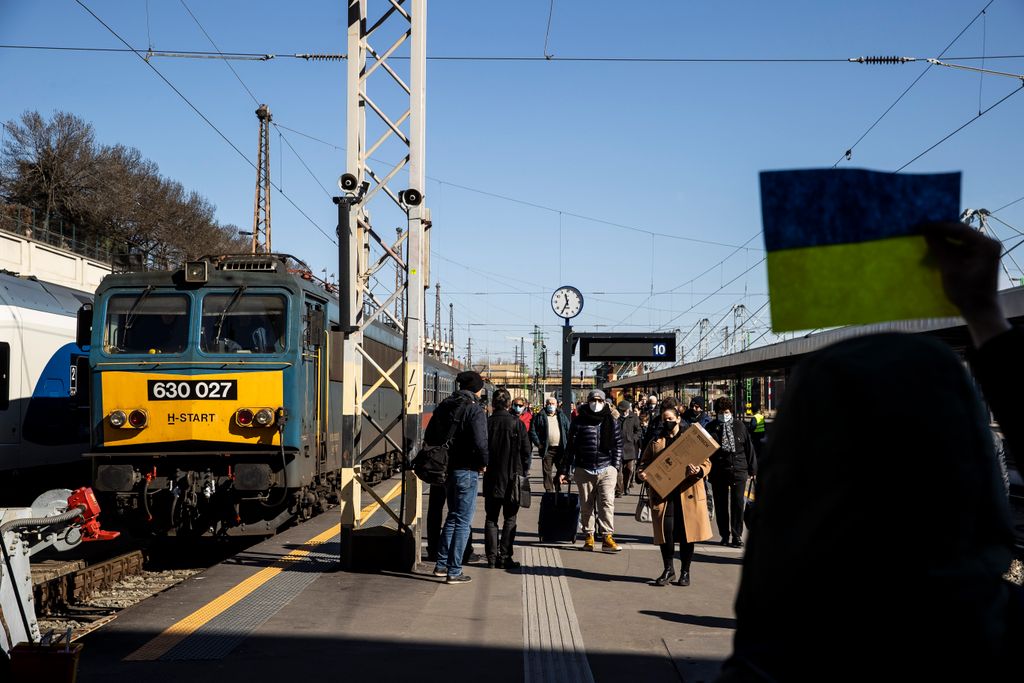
[1,110,102,233]
[2,110,248,268]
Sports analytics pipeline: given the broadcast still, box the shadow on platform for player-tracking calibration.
[77,631,721,682]
[639,610,737,629]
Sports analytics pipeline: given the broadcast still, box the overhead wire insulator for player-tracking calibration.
[849,56,917,64]
[295,53,346,61]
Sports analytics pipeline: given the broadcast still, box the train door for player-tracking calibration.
[302,297,326,475]
[0,303,22,452]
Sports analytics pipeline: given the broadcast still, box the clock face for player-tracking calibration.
[551,286,584,319]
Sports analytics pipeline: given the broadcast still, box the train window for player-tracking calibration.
[105,294,190,354]
[0,342,8,409]
[200,293,287,354]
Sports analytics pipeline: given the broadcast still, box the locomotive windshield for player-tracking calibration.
[200,293,286,354]
[104,294,190,354]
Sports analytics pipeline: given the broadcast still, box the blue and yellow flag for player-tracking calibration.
[760,168,961,332]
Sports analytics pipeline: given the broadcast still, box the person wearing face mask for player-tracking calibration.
[707,397,757,548]
[615,401,642,497]
[529,396,570,493]
[511,397,532,432]
[637,406,712,586]
[560,389,624,552]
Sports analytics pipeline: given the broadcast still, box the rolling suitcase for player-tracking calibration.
[538,481,580,543]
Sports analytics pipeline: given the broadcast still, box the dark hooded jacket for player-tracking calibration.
[718,334,1017,682]
[424,390,488,471]
[563,404,623,475]
[483,408,531,500]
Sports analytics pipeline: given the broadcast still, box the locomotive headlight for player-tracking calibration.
[109,410,127,428]
[128,409,148,429]
[235,408,255,427]
[254,408,275,427]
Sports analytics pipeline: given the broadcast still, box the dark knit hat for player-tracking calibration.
[456,370,484,392]
[689,396,705,409]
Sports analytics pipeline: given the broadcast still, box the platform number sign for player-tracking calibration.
[69,363,78,397]
[577,333,677,363]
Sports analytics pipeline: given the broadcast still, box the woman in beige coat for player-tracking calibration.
[638,406,713,586]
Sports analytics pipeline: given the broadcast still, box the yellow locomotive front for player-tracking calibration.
[84,257,334,536]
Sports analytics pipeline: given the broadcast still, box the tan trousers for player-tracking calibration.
[574,467,617,535]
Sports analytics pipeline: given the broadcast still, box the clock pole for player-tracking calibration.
[561,318,573,419]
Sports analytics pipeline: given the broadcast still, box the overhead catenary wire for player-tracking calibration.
[177,0,333,201]
[894,82,1024,172]
[73,0,336,246]
[832,0,997,166]
[4,43,1022,63]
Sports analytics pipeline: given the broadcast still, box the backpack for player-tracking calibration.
[412,396,470,486]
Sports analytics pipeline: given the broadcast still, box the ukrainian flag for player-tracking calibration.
[760,169,961,332]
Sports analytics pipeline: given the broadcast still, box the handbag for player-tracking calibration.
[634,482,652,523]
[743,476,756,528]
[516,474,532,509]
[412,400,467,485]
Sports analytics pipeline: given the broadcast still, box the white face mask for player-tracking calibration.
[722,411,733,422]
[589,401,604,413]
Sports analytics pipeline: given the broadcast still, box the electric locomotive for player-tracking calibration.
[80,253,460,536]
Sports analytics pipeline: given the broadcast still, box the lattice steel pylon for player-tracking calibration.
[335,0,429,570]
[698,318,710,361]
[251,104,272,254]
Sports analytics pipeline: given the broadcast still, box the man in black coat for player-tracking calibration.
[616,401,642,496]
[482,389,531,569]
[707,397,756,548]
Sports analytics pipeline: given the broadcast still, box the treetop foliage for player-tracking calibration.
[0,109,247,267]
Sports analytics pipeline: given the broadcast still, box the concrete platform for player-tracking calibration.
[76,458,743,682]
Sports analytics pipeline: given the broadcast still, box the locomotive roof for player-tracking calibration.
[0,270,93,317]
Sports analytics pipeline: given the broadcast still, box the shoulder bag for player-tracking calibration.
[412,400,467,486]
[634,482,652,523]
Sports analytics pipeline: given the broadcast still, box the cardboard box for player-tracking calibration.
[644,423,719,498]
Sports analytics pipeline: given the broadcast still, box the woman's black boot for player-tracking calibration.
[675,571,690,587]
[652,567,676,586]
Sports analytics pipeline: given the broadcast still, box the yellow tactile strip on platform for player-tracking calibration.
[124,482,402,661]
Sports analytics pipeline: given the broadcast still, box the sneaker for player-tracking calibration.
[602,535,622,552]
[583,533,595,551]
[446,573,472,585]
[432,567,448,577]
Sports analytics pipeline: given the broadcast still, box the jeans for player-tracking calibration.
[426,483,475,562]
[435,469,479,577]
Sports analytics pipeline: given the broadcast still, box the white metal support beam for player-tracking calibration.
[338,0,427,571]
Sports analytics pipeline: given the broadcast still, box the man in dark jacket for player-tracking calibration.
[529,396,570,493]
[560,389,624,552]
[482,389,531,569]
[616,401,642,497]
[682,396,712,429]
[430,371,489,584]
[682,396,716,523]
[707,397,756,548]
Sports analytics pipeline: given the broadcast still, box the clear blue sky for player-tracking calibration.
[2,1,1022,373]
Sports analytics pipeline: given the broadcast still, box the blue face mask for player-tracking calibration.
[545,405,556,414]
[513,405,524,414]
